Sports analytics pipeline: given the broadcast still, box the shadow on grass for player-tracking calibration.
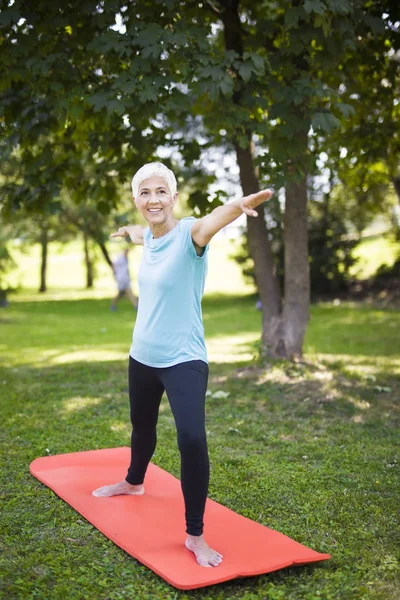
[2,355,398,463]
[1,354,399,599]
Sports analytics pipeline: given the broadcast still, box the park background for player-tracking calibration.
[1,1,399,599]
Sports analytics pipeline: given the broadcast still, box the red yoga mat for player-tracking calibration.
[30,447,330,590]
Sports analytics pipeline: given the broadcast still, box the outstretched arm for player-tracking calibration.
[191,189,273,248]
[110,225,145,245]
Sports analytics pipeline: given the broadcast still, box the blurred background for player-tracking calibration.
[0,0,399,361]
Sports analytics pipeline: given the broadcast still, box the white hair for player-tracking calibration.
[131,162,177,198]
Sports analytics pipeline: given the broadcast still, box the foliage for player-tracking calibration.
[320,0,400,204]
[308,193,358,295]
[375,255,400,279]
[1,0,396,207]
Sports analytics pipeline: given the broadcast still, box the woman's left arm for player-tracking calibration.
[191,189,273,248]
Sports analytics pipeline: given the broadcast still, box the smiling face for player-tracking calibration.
[133,176,178,225]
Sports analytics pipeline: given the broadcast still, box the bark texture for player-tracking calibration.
[234,140,283,352]
[97,239,112,269]
[283,176,310,358]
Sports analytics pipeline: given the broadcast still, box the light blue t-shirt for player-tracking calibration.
[129,217,209,368]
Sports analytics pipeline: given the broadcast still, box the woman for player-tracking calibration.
[93,162,272,567]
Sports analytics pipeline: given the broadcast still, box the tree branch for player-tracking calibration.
[205,0,223,16]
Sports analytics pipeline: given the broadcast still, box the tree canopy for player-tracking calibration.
[1,0,398,357]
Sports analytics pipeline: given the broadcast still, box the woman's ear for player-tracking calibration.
[172,192,179,206]
[132,195,138,209]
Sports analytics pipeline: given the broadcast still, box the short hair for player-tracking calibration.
[131,162,177,198]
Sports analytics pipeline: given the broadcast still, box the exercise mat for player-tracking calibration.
[30,447,330,590]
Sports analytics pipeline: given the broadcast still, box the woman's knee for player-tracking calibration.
[177,430,207,455]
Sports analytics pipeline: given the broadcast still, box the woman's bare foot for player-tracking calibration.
[185,534,223,567]
[92,480,144,497]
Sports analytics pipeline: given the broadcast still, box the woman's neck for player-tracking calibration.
[150,216,179,239]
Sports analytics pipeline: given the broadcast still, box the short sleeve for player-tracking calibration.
[180,217,209,261]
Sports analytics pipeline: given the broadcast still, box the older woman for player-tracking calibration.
[93,162,272,568]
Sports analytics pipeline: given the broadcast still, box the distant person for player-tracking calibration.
[111,248,138,311]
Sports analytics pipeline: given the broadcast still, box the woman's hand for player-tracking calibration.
[191,188,274,248]
[239,189,273,217]
[110,225,144,245]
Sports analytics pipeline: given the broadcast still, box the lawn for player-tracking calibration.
[1,284,399,600]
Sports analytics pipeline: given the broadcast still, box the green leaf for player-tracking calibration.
[0,6,20,26]
[304,0,326,15]
[337,103,355,118]
[198,65,222,81]
[139,85,158,102]
[285,7,304,28]
[219,77,233,97]
[141,45,160,59]
[312,112,341,132]
[325,0,351,14]
[239,61,253,83]
[68,104,84,120]
[87,93,109,112]
[314,14,331,36]
[134,23,163,47]
[107,98,125,116]
[363,14,385,35]
[243,52,265,75]
[208,82,219,103]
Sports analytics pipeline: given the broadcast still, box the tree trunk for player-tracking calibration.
[95,238,113,269]
[61,206,113,271]
[234,140,284,355]
[39,226,48,293]
[83,230,94,288]
[220,0,310,359]
[221,1,284,357]
[283,175,310,358]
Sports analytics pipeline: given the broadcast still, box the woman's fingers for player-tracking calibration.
[110,227,128,238]
[241,189,273,216]
[242,207,258,217]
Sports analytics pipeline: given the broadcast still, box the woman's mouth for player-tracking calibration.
[148,208,162,213]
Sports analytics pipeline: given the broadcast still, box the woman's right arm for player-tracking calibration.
[110,225,145,245]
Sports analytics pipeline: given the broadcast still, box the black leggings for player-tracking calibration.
[126,357,209,536]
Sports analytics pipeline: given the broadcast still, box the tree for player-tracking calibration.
[1,0,396,359]
[321,1,400,205]
[176,0,391,357]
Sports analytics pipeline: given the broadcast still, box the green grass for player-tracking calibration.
[1,289,399,600]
